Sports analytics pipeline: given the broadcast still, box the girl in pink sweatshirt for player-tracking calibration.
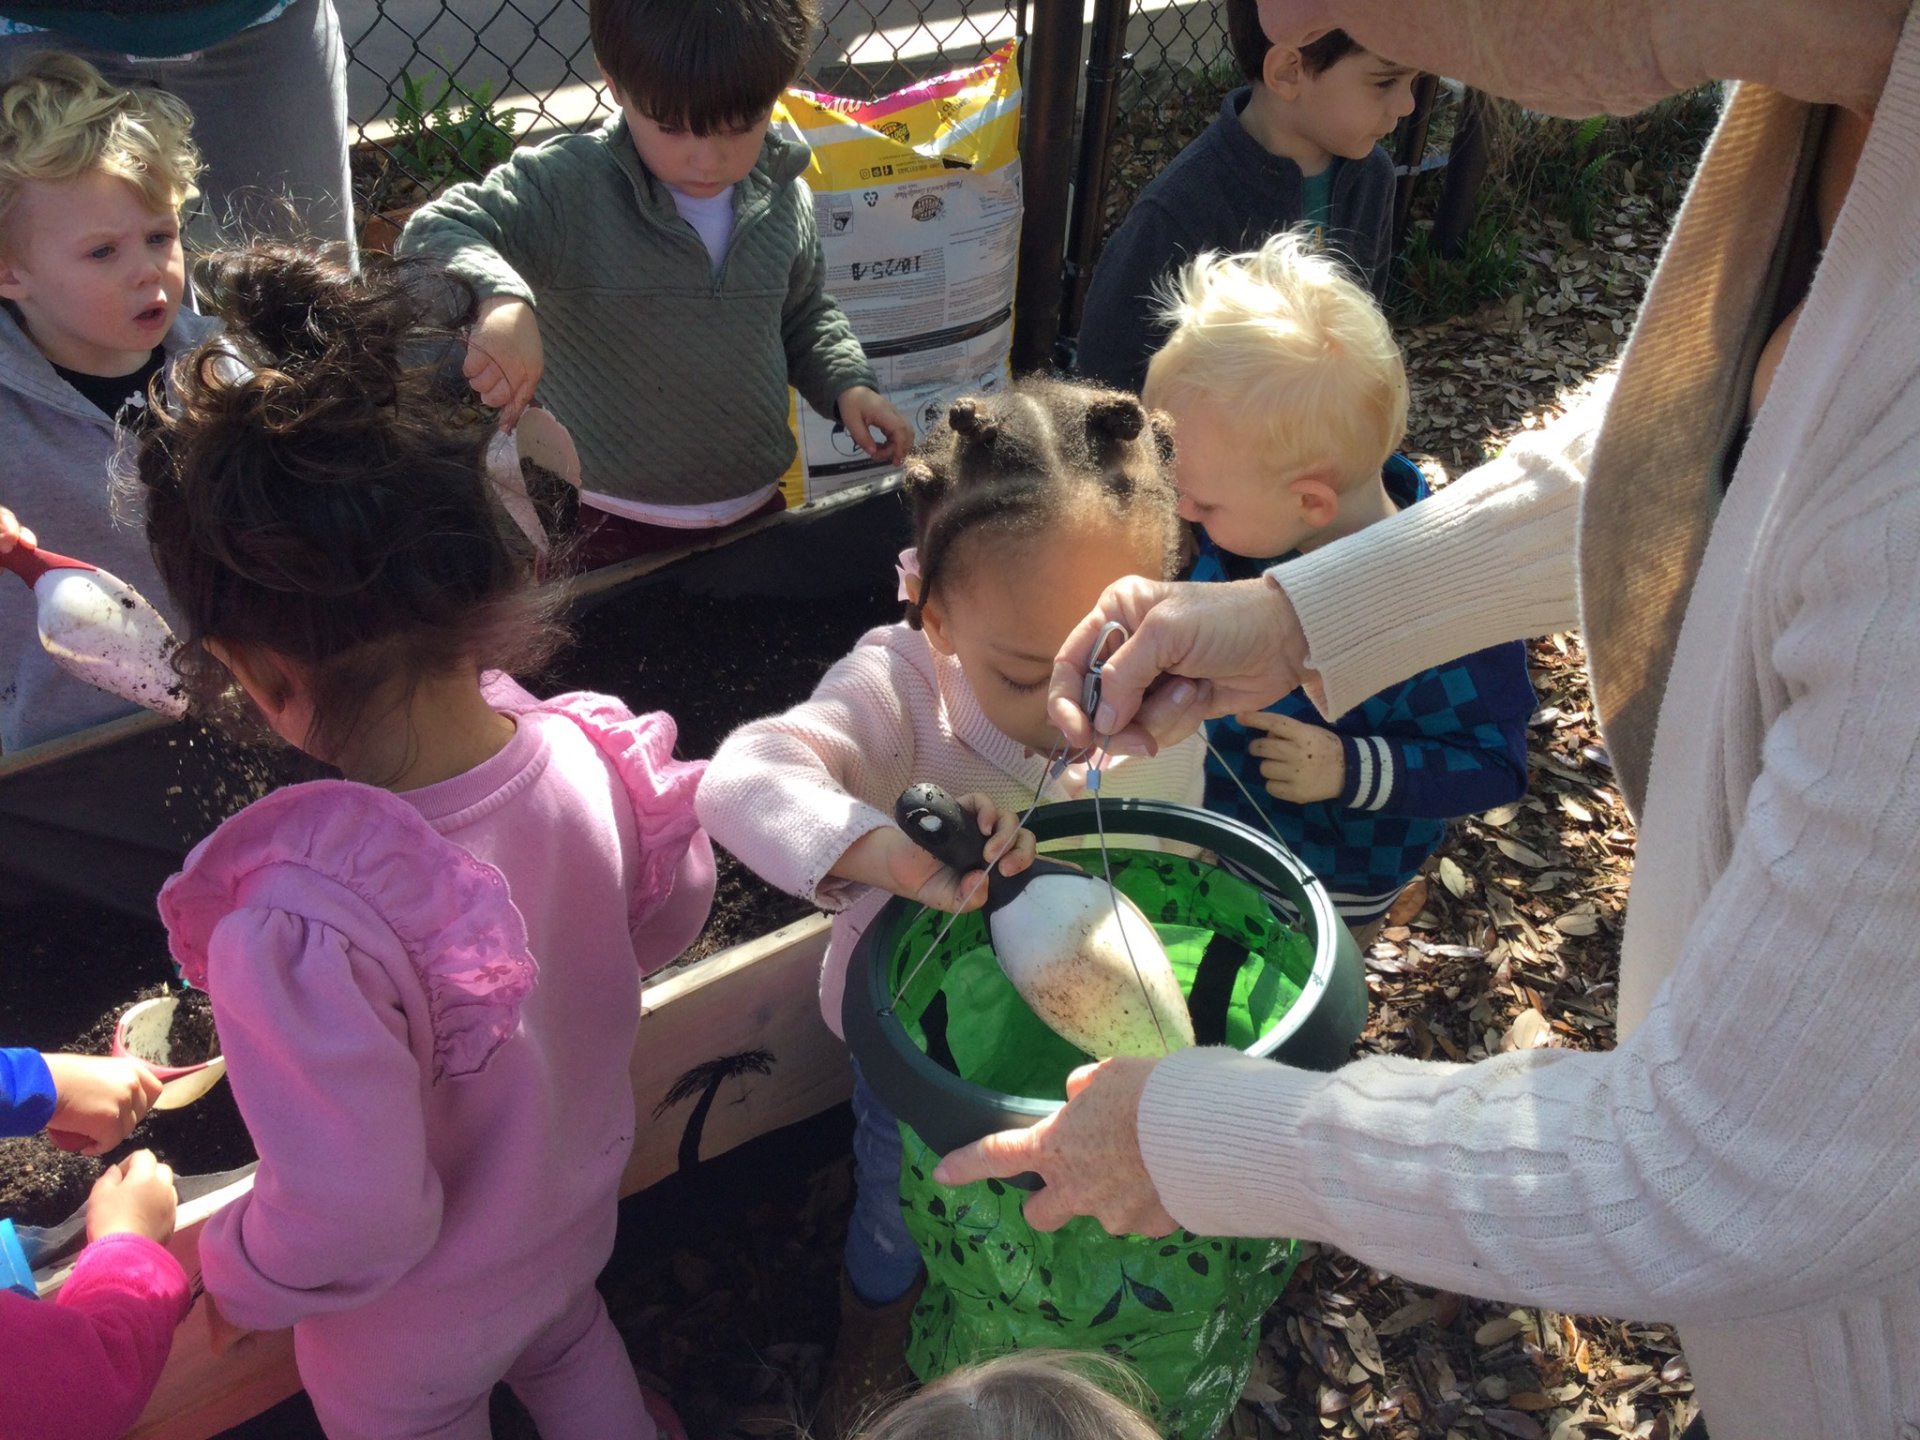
[696,377,1204,1423]
[132,245,712,1440]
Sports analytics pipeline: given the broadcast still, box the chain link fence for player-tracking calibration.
[339,0,1025,234]
[1097,1,1236,248]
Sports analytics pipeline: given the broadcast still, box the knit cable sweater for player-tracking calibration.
[1137,12,1920,1439]
[696,622,1205,1037]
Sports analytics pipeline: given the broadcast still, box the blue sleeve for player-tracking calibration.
[1335,642,1534,821]
[0,1049,56,1138]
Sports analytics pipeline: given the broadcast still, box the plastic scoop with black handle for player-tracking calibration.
[894,783,1193,1059]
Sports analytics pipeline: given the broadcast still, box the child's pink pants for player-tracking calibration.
[301,1287,654,1440]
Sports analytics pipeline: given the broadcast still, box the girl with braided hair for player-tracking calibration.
[698,376,1205,1430]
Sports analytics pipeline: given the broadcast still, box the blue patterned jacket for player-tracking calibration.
[1191,457,1535,926]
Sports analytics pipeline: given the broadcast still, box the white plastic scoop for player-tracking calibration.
[113,995,226,1111]
[895,783,1195,1059]
[0,538,186,719]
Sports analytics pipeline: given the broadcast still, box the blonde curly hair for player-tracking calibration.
[851,1351,1162,1440]
[1145,230,1408,488]
[0,52,202,256]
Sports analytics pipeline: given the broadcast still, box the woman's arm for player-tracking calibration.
[1141,476,1920,1323]
[1275,381,1607,718]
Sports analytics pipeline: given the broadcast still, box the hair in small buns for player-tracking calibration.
[898,376,1180,629]
[851,1350,1162,1440]
[134,242,564,757]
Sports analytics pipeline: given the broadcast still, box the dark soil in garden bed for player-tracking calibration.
[0,566,902,1227]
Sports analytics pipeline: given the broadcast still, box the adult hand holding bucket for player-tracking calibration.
[934,1056,1175,1236]
[0,508,188,719]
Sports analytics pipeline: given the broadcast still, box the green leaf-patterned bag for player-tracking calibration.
[889,848,1316,1438]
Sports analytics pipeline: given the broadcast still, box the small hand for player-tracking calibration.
[0,505,35,552]
[836,385,914,465]
[86,1149,178,1244]
[464,296,544,430]
[1239,710,1345,803]
[836,791,1036,914]
[934,1058,1177,1237]
[44,1052,163,1155]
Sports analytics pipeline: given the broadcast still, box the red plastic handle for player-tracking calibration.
[0,540,95,587]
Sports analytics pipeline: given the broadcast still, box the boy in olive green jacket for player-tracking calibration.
[400,0,910,534]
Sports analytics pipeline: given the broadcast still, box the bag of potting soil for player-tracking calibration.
[772,42,1021,507]
[892,847,1311,1440]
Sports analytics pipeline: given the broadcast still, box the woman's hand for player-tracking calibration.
[1049,577,1317,756]
[934,1058,1178,1236]
[85,1150,178,1244]
[835,791,1036,913]
[44,1053,163,1155]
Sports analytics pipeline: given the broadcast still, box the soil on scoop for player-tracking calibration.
[1,570,900,1224]
[159,989,220,1067]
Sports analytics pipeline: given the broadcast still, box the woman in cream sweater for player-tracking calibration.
[939,4,1920,1438]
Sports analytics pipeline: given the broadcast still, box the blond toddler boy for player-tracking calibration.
[0,52,217,750]
[1146,233,1534,931]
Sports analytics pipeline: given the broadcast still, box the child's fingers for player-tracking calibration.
[995,826,1038,876]
[1246,733,1300,761]
[462,338,497,380]
[132,1062,163,1109]
[846,415,884,460]
[880,412,914,462]
[956,791,1001,833]
[466,357,507,404]
[1236,709,1307,738]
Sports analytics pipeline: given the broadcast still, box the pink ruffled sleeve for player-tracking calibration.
[161,782,538,1082]
[485,675,714,974]
[195,902,445,1333]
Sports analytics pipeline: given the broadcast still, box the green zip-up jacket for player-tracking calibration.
[399,119,878,506]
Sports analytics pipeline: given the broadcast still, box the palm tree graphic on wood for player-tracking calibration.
[651,1049,777,1172]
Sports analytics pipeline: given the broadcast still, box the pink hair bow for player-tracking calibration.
[895,546,921,602]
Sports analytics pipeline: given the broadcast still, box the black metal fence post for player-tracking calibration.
[1391,72,1440,253]
[1011,0,1085,373]
[1053,0,1132,371]
[1431,87,1491,258]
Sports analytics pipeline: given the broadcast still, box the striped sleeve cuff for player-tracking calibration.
[1339,734,1398,812]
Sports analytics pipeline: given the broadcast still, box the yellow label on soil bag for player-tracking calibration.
[774,43,1022,507]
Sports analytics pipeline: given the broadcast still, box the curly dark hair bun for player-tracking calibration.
[135,243,564,754]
